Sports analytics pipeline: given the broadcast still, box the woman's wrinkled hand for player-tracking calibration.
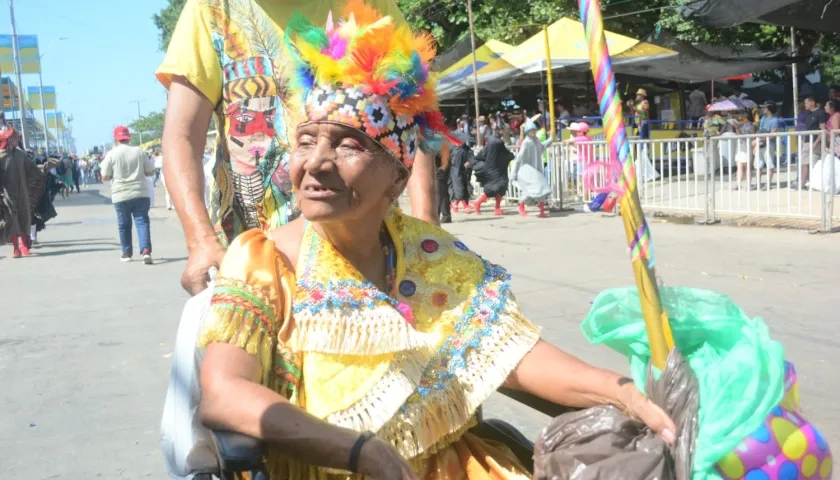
[358,437,419,480]
[616,383,677,445]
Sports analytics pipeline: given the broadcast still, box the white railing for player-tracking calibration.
[486,130,838,231]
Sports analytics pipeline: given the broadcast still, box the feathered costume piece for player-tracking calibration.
[284,0,457,169]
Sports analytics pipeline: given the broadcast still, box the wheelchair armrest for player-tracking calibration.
[497,387,582,418]
[210,430,266,474]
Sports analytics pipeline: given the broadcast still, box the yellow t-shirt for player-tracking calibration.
[155,0,405,245]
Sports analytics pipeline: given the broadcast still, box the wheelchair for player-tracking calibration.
[185,387,579,479]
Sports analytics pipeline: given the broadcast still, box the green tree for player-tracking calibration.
[129,110,166,146]
[153,0,187,52]
[149,0,840,85]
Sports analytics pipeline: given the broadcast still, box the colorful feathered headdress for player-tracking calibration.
[284,0,456,169]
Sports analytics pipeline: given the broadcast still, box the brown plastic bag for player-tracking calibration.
[533,350,698,480]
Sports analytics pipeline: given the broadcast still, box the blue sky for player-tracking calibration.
[0,0,169,149]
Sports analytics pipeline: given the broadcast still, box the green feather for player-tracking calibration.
[286,13,328,50]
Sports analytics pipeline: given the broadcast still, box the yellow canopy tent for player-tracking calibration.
[471,17,676,91]
[436,40,515,98]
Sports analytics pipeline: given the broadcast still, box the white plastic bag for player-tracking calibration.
[160,280,215,479]
[635,146,660,182]
[809,154,840,195]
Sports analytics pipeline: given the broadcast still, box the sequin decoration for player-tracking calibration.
[717,362,833,480]
[431,291,449,307]
[399,280,417,297]
[421,239,439,253]
[454,240,469,251]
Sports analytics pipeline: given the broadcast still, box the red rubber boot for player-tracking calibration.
[538,201,548,218]
[11,235,21,258]
[18,235,32,256]
[494,196,504,215]
[472,194,488,215]
[518,202,527,217]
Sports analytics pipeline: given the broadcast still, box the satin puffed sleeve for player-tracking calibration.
[198,229,294,384]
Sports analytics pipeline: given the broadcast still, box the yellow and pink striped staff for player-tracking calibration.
[578,0,674,369]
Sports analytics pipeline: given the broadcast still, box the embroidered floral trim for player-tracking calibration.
[211,277,277,334]
[293,278,398,314]
[272,345,301,399]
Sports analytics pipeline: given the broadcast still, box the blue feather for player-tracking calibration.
[407,52,426,83]
[413,114,429,129]
[296,67,315,91]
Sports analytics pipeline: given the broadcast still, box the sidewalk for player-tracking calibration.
[1,183,838,477]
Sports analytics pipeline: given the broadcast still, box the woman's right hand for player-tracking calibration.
[357,437,419,480]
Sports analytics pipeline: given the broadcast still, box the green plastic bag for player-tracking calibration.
[582,287,786,480]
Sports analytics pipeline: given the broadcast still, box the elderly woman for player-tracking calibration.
[198,3,675,479]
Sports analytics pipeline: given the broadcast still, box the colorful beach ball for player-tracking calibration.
[717,405,832,480]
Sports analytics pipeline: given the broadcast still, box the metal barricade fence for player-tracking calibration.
[484,130,837,230]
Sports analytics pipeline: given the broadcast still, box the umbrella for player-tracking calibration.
[740,98,758,109]
[707,99,744,113]
[450,130,475,145]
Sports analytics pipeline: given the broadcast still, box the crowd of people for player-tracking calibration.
[0,112,86,257]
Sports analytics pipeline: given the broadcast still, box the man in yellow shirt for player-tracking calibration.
[156,0,438,295]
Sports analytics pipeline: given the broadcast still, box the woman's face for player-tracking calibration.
[290,122,407,223]
[825,103,833,115]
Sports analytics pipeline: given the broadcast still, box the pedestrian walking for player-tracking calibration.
[0,125,32,257]
[100,126,156,264]
[71,154,81,192]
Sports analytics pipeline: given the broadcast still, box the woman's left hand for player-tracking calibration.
[616,382,677,444]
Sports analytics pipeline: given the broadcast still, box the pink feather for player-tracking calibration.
[323,34,348,59]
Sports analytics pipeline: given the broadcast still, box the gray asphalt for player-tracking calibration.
[1,184,837,478]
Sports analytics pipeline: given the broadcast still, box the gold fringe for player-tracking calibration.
[324,349,429,430]
[378,309,542,460]
[258,310,541,478]
[199,305,275,385]
[291,305,436,355]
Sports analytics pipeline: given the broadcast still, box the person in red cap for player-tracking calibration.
[100,126,156,264]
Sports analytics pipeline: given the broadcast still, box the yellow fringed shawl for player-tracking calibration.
[199,208,541,479]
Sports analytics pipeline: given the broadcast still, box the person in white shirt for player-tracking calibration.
[153,150,164,186]
[100,126,156,264]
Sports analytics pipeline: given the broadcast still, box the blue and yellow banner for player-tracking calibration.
[0,35,41,74]
[46,111,64,129]
[27,85,56,110]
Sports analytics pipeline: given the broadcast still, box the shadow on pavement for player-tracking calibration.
[38,237,111,244]
[36,240,120,249]
[451,216,506,223]
[154,256,189,265]
[54,189,113,207]
[33,246,119,257]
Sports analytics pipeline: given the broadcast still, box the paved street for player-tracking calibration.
[1,183,838,478]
